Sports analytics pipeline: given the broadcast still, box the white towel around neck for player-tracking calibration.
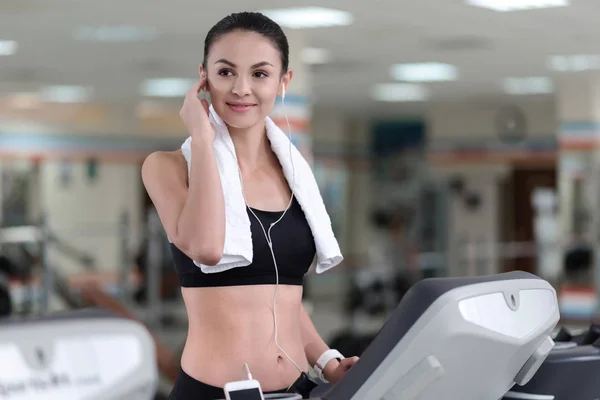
[180,104,343,274]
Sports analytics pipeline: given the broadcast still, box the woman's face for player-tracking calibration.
[203,30,291,129]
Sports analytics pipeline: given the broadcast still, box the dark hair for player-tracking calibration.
[203,12,290,74]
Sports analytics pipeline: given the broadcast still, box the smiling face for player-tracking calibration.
[203,30,292,130]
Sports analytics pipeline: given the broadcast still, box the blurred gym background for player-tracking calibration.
[1,0,599,396]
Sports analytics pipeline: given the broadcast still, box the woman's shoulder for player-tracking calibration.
[142,150,187,181]
[143,149,185,167]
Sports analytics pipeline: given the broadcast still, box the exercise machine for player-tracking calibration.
[310,270,559,400]
[0,308,158,400]
[0,271,558,400]
[504,322,600,399]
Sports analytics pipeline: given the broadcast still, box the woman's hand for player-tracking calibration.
[323,356,360,384]
[180,65,215,142]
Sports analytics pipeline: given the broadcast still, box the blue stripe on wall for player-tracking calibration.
[0,131,373,165]
[0,133,185,152]
[0,131,560,158]
[0,132,313,154]
[274,94,310,105]
[560,121,600,132]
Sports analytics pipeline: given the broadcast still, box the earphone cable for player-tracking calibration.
[232,90,302,374]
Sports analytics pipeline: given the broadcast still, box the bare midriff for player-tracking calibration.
[179,284,309,391]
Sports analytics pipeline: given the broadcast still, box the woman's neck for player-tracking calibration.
[228,120,272,173]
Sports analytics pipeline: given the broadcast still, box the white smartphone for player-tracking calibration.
[224,379,265,400]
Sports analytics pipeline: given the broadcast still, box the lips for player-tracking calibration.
[227,102,255,107]
[226,102,257,112]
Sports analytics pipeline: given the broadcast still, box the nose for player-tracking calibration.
[232,76,251,97]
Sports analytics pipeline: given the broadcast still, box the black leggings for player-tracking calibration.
[169,368,289,400]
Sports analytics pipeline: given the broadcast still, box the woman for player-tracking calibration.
[142,11,358,400]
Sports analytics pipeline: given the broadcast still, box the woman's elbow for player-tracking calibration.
[195,246,223,266]
[176,239,223,266]
[168,227,224,265]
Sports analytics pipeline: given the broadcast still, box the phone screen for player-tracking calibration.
[228,388,263,400]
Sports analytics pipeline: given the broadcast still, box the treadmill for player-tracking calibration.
[309,270,559,399]
[0,308,158,400]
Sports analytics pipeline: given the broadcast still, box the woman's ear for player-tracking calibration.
[280,69,293,97]
[199,64,209,90]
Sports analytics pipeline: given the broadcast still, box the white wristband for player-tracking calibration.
[313,349,344,383]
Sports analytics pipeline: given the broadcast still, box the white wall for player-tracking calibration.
[428,100,556,275]
[39,161,143,276]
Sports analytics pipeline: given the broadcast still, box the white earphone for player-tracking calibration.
[282,83,286,100]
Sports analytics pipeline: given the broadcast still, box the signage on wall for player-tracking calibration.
[86,157,99,183]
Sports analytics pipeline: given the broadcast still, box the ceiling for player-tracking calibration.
[1,0,600,118]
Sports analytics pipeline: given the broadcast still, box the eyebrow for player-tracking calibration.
[214,59,274,69]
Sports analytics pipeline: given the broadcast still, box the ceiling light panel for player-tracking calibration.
[466,0,569,12]
[140,78,196,98]
[258,7,353,29]
[0,40,18,56]
[372,83,429,102]
[391,62,458,82]
[503,77,553,95]
[548,55,600,72]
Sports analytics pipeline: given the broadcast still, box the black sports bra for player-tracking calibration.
[170,196,316,287]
